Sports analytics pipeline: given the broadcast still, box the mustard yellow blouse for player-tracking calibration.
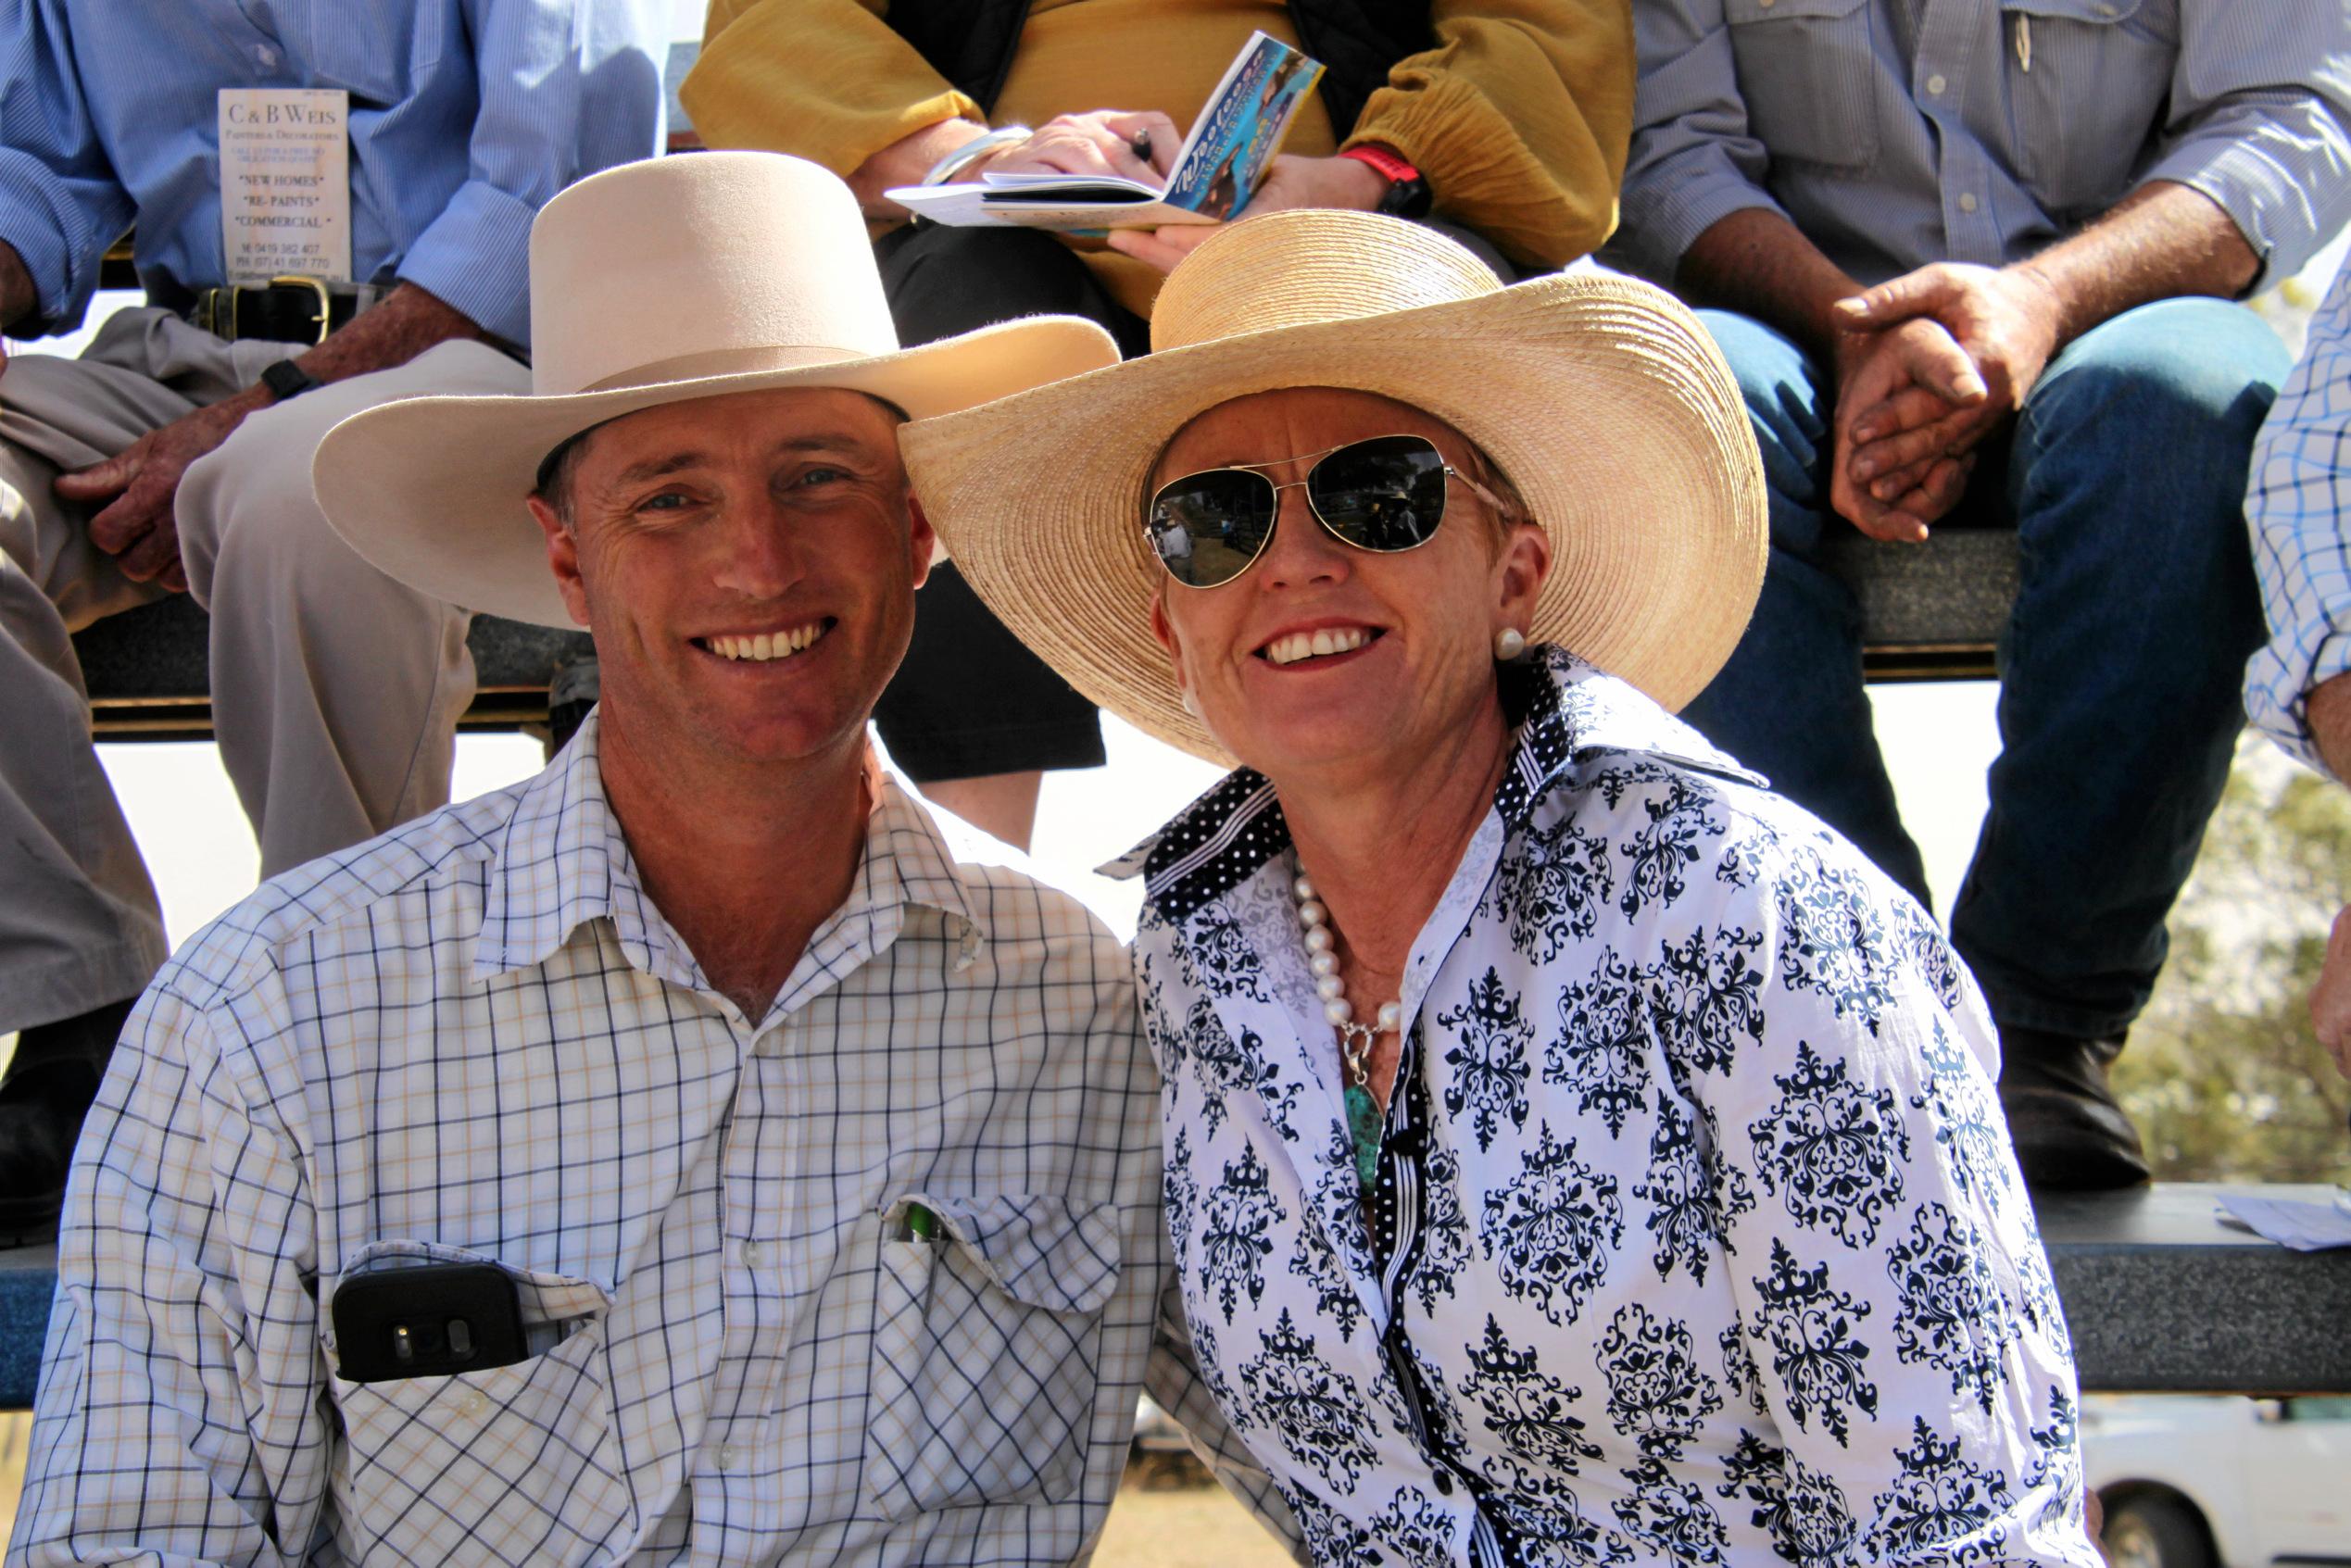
[683,0,1631,319]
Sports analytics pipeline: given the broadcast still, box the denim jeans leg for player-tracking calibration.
[1678,310,1931,905]
[1949,298,2289,1042]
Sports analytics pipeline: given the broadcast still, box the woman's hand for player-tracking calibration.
[1104,154,1389,274]
[965,110,1181,184]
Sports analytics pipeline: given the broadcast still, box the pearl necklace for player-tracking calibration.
[1295,872,1402,1186]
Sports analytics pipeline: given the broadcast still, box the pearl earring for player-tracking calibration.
[1494,627,1528,661]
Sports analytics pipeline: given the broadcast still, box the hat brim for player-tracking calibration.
[899,270,1768,764]
[311,316,1123,630]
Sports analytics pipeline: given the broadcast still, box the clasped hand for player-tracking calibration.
[1826,262,2065,542]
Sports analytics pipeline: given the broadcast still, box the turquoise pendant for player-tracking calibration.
[1344,1084,1382,1186]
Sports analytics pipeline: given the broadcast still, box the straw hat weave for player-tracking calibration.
[898,209,1768,764]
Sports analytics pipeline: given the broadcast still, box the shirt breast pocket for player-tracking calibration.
[327,1247,631,1565]
[277,8,446,108]
[864,1193,1123,1521]
[1998,0,2178,219]
[1722,0,1884,175]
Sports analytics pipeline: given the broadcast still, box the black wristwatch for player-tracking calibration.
[1377,173,1434,220]
[260,358,323,403]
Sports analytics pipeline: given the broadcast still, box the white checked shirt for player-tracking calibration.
[9,711,1284,1568]
[2248,267,2351,774]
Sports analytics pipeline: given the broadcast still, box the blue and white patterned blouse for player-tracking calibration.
[1119,648,2100,1566]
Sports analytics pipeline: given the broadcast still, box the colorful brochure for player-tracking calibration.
[887,31,1325,231]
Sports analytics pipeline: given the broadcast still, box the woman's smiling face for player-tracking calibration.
[1148,386,1551,784]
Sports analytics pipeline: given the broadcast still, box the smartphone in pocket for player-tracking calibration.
[332,1261,529,1383]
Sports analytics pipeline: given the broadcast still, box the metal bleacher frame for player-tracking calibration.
[15,42,2349,1438]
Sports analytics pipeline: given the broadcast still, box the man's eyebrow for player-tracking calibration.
[609,451,708,488]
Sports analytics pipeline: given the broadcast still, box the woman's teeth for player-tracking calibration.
[1264,627,1374,666]
[707,622,826,662]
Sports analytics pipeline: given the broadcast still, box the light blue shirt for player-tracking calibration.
[0,0,670,345]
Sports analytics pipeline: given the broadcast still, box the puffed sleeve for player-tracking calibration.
[1693,815,2103,1564]
[1347,0,1635,269]
[681,0,982,177]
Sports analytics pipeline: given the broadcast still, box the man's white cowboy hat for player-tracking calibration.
[312,152,1121,629]
[898,210,1768,764]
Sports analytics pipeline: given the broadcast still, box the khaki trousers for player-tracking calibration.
[0,307,530,1031]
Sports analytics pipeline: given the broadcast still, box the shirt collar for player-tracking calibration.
[1111,646,1761,922]
[475,709,987,985]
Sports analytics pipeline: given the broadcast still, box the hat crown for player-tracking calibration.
[526,153,901,396]
[1150,209,1503,354]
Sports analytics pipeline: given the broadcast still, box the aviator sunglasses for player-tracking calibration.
[1143,433,1509,589]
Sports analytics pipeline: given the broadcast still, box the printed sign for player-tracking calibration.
[218,88,352,282]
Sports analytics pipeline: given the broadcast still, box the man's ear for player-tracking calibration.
[526,495,593,629]
[1495,519,1552,632]
[906,492,937,591]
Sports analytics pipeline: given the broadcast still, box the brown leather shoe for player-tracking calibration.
[1996,1026,2152,1190]
[0,998,136,1246]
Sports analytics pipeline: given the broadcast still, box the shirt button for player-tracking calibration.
[458,1390,488,1418]
[1433,1470,1455,1496]
[717,1443,741,1472]
[740,1241,765,1268]
[254,44,277,68]
[1958,192,1980,214]
[1925,72,1948,95]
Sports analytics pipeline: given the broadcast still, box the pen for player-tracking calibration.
[896,1202,937,1242]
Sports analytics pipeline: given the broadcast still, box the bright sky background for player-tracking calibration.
[54,6,2351,960]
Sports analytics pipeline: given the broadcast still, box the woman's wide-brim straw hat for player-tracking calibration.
[899,210,1768,764]
[311,152,1121,629]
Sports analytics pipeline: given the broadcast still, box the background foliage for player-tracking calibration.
[2114,744,2351,1184]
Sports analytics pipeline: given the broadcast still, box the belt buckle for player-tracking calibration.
[269,274,333,345]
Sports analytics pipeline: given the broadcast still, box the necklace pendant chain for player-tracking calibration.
[1294,869,1402,1188]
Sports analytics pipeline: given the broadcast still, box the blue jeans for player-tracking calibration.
[1681,300,2288,1040]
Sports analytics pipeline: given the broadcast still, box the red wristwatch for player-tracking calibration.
[1340,144,1432,219]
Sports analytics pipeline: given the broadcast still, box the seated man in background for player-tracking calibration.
[2245,264,2351,1086]
[1614,0,2351,1188]
[0,0,665,1245]
[9,153,1279,1566]
[680,0,1635,850]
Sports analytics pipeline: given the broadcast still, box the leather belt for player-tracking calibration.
[188,276,385,345]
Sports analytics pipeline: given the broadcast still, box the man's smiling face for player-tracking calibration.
[529,385,930,771]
